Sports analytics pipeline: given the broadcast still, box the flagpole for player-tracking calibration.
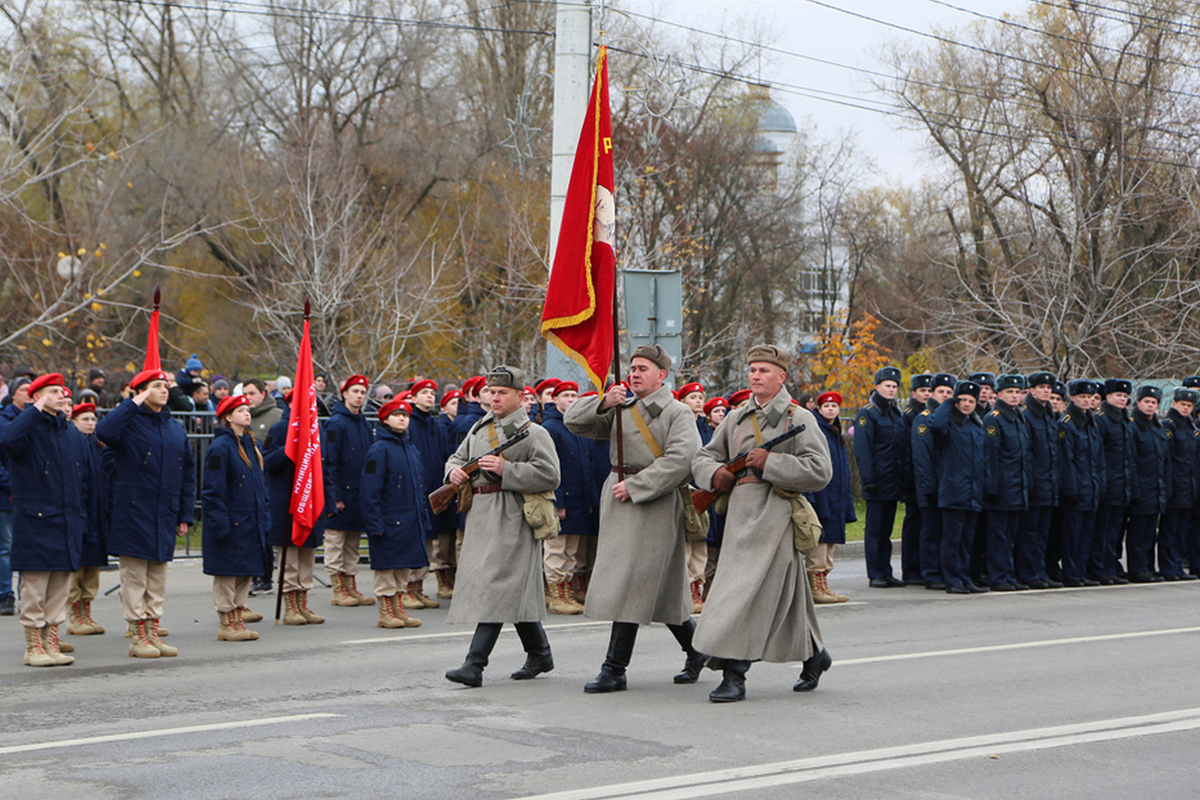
[275,298,310,624]
[612,271,624,482]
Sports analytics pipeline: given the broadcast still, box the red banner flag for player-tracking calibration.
[541,46,616,392]
[285,306,324,546]
[144,286,161,372]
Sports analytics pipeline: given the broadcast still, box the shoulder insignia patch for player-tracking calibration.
[364,459,378,474]
[858,416,867,426]
[1166,430,1173,439]
[917,424,927,435]
[206,453,222,471]
[986,425,997,437]
[1059,429,1066,439]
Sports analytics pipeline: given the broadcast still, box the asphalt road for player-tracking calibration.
[3,553,1199,800]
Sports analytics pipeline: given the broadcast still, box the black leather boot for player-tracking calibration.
[584,622,638,693]
[511,622,554,680]
[666,618,707,684]
[794,646,832,692]
[446,623,503,687]
[708,659,751,703]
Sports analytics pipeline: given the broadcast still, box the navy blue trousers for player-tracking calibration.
[1157,509,1190,577]
[900,503,922,581]
[1059,508,1097,583]
[1016,505,1052,584]
[986,510,1022,586]
[919,506,942,585]
[1124,513,1159,577]
[1091,505,1127,579]
[939,508,978,589]
[863,500,898,580]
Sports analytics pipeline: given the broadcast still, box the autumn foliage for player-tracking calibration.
[809,311,892,412]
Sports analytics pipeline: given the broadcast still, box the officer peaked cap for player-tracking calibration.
[953,380,981,400]
[931,373,957,391]
[968,372,996,388]
[874,366,901,385]
[996,374,1026,392]
[910,373,933,390]
[1103,378,1132,396]
[1136,384,1163,403]
[1027,371,1056,389]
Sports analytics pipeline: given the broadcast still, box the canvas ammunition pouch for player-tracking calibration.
[522,491,560,541]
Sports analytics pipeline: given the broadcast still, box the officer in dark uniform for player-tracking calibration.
[1184,378,1200,577]
[899,374,932,584]
[853,366,907,587]
[913,373,956,589]
[1157,387,1197,581]
[1019,372,1060,588]
[969,373,997,416]
[929,380,985,593]
[1126,385,1168,582]
[967,372,997,585]
[1092,379,1134,584]
[1045,380,1069,580]
[1057,379,1106,587]
[983,375,1031,590]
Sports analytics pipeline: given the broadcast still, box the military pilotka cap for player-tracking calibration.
[995,374,1026,392]
[968,372,996,389]
[931,372,957,391]
[953,380,981,400]
[910,373,933,390]
[1027,371,1057,388]
[1103,378,1133,396]
[1137,385,1163,402]
[1174,387,1199,404]
[486,365,527,389]
[631,344,672,371]
[874,366,901,385]
[745,344,789,371]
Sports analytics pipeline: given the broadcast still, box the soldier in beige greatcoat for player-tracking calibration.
[443,366,561,687]
[564,344,706,693]
[691,345,835,703]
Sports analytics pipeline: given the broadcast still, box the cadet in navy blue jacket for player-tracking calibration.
[676,382,712,611]
[912,373,956,588]
[1125,386,1167,582]
[449,376,488,447]
[360,399,430,628]
[702,396,728,565]
[929,381,986,593]
[1056,380,1106,587]
[1019,372,1061,588]
[67,400,109,636]
[407,379,455,606]
[263,404,330,626]
[853,367,907,587]
[323,374,376,607]
[1093,379,1134,583]
[202,395,271,642]
[982,375,1031,590]
[0,375,93,666]
[1155,388,1196,580]
[540,382,598,614]
[96,369,194,658]
[898,374,932,583]
[805,391,854,604]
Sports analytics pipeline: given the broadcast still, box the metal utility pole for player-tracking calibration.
[545,0,593,384]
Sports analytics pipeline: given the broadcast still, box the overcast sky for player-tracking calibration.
[640,0,1031,185]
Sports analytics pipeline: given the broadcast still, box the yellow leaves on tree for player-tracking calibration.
[809,310,892,412]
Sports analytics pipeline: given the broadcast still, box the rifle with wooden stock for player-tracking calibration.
[691,422,807,514]
[427,428,531,514]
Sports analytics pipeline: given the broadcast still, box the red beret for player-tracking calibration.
[579,390,598,398]
[534,378,561,395]
[71,402,96,419]
[340,374,369,394]
[728,389,752,406]
[131,369,168,390]
[61,387,73,399]
[216,394,250,418]
[817,391,842,406]
[378,398,412,421]
[675,382,704,400]
[703,397,728,416]
[283,388,294,403]
[523,386,536,397]
[461,376,485,395]
[410,379,437,394]
[552,381,579,398]
[440,390,462,408]
[394,390,412,402]
[28,373,66,395]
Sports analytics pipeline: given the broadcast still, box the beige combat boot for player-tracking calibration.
[391,595,421,627]
[409,579,439,609]
[67,601,94,635]
[434,569,454,599]
[547,580,583,614]
[345,574,375,606]
[127,620,168,637]
[690,578,705,614]
[376,595,407,628]
[571,573,589,604]
[80,601,104,634]
[282,591,308,625]
[809,571,841,605]
[240,607,264,623]
[129,620,161,658]
[23,626,55,667]
[298,590,325,624]
[818,570,849,603]
[217,610,256,641]
[149,619,178,655]
[42,624,75,665]
[330,574,358,607]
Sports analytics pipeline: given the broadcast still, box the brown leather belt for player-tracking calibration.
[736,476,766,485]
[473,484,503,495]
[611,466,643,475]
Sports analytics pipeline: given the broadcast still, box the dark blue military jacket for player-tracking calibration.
[81,434,110,567]
[1095,401,1135,507]
[806,415,856,543]
[1127,410,1167,515]
[359,427,430,570]
[1057,406,1106,512]
[0,400,17,513]
[911,399,943,509]
[1161,408,1195,510]
[201,426,271,577]
[1021,398,1059,507]
[408,407,454,538]
[900,397,924,502]
[853,391,907,501]
[983,400,1031,511]
[541,405,598,537]
[263,415,330,548]
[928,400,985,512]
[96,398,195,562]
[323,400,374,532]
[0,406,92,572]
[449,401,486,447]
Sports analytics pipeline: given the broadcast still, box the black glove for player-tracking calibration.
[864,483,880,495]
[983,494,999,505]
[1063,494,1080,507]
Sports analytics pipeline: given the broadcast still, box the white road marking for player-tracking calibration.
[513,707,1200,800]
[0,713,341,756]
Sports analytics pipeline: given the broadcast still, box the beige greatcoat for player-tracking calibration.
[691,387,832,662]
[445,407,560,624]
[564,385,700,626]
